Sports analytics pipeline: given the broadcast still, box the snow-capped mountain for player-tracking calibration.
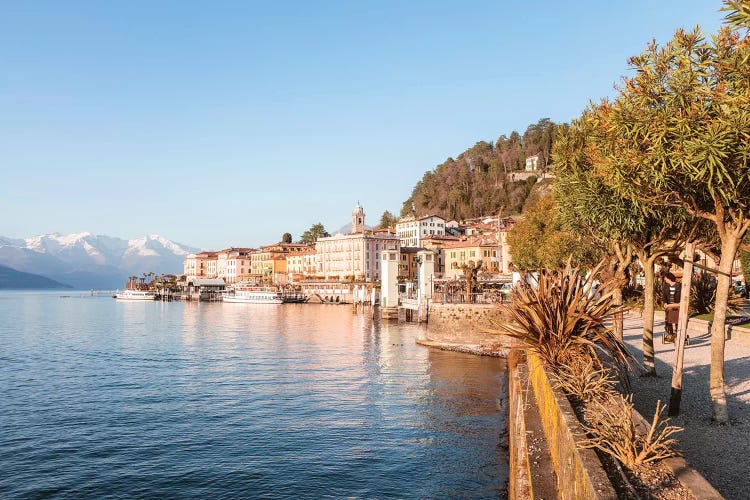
[0,233,200,289]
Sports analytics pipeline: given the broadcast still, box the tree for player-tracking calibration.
[378,211,399,229]
[459,260,484,302]
[553,112,694,364]
[281,233,292,243]
[299,223,330,244]
[506,196,599,272]
[594,23,750,423]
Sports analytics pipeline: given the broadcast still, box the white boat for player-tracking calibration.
[223,288,283,304]
[114,289,155,301]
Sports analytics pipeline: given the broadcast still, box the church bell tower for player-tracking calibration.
[352,201,365,233]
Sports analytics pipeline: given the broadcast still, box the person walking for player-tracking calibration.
[662,272,681,343]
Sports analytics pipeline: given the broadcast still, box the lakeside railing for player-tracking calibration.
[425,291,509,304]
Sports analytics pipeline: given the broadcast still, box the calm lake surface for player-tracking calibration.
[0,291,508,498]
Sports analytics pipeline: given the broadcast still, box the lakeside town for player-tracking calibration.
[123,201,517,304]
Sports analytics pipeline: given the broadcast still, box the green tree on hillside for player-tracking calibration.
[378,211,399,229]
[299,223,330,244]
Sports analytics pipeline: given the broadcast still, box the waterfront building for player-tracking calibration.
[250,243,309,283]
[420,234,460,276]
[285,247,316,282]
[315,230,399,281]
[217,247,254,284]
[399,247,421,280]
[442,237,501,279]
[396,215,446,248]
[183,251,218,279]
[315,203,398,281]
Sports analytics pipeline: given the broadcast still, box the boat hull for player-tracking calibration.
[114,292,155,301]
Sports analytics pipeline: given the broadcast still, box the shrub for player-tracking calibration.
[690,272,744,315]
[493,262,631,371]
[582,396,682,470]
[553,351,616,404]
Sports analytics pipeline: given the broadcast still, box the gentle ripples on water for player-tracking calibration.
[0,292,508,498]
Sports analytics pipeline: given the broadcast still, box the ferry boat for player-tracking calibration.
[223,288,283,304]
[114,290,156,301]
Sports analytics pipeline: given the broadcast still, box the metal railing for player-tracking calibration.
[431,291,509,304]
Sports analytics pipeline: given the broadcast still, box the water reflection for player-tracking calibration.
[0,293,508,498]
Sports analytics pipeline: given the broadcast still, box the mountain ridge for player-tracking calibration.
[0,233,199,289]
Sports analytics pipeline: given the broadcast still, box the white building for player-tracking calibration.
[396,215,447,248]
[314,203,399,281]
[525,154,539,171]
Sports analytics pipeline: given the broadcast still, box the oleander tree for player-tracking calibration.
[553,109,694,372]
[593,19,750,423]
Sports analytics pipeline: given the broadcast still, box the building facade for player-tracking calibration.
[442,237,501,279]
[315,231,399,281]
[217,248,254,283]
[396,215,447,248]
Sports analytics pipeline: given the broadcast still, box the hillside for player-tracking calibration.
[401,119,562,220]
[0,264,71,289]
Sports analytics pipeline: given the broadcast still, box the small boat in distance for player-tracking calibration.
[223,287,283,304]
[114,290,156,301]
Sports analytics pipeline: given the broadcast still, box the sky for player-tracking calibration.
[0,1,726,250]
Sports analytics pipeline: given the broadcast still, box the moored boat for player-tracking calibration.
[114,290,156,301]
[223,287,283,304]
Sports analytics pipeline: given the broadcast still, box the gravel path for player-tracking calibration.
[623,312,750,499]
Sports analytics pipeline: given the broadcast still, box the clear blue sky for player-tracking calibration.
[0,1,725,250]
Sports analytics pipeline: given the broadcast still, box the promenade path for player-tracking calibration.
[623,312,750,499]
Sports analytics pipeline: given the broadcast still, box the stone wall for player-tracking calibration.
[525,351,617,499]
[424,302,513,344]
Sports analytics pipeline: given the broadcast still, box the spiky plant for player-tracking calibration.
[553,351,616,404]
[581,396,682,470]
[494,262,631,371]
[690,272,745,315]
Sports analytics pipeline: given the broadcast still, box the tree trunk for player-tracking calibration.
[669,242,695,416]
[613,285,624,341]
[710,233,741,424]
[641,254,657,376]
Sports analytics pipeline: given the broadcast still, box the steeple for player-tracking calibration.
[352,201,365,233]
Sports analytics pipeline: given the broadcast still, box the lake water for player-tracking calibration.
[0,291,508,498]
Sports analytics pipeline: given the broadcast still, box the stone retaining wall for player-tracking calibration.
[425,303,512,344]
[525,351,617,499]
[510,348,721,498]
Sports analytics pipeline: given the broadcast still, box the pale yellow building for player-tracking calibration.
[443,237,501,279]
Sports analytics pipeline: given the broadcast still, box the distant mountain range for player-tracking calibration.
[0,233,199,290]
[0,264,72,289]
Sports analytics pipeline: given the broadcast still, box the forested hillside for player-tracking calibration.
[401,118,563,220]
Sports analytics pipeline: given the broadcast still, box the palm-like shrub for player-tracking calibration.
[553,352,616,404]
[494,262,631,370]
[690,272,744,315]
[582,397,681,469]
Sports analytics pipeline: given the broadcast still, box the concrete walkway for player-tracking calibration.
[623,312,750,499]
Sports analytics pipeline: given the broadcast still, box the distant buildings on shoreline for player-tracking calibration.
[183,202,517,285]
